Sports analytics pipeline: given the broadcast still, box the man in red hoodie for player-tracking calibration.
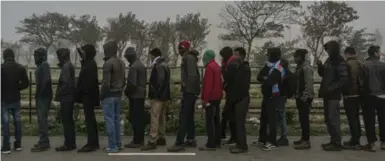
[199,50,223,151]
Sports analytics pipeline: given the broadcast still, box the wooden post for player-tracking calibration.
[29,71,32,123]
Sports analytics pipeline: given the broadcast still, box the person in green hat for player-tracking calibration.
[198,49,223,151]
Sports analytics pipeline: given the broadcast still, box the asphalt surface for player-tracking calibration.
[1,136,384,161]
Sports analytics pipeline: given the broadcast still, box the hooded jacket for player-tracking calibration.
[201,50,223,103]
[181,50,200,95]
[1,49,30,104]
[124,47,147,99]
[318,41,349,100]
[148,57,171,101]
[226,58,251,103]
[257,48,284,97]
[34,48,53,100]
[101,42,126,100]
[361,56,385,96]
[55,48,76,102]
[75,44,100,106]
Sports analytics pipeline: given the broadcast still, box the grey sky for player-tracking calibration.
[2,1,385,53]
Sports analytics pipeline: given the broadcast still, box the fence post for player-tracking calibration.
[29,71,32,123]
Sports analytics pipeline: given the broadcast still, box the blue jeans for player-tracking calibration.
[1,102,22,148]
[102,97,121,150]
[277,97,287,139]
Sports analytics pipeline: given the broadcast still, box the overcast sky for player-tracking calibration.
[2,1,385,52]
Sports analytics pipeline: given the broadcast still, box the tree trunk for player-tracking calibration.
[246,41,253,62]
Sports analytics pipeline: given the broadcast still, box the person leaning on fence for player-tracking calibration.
[141,48,171,151]
[317,40,349,151]
[198,49,223,151]
[341,47,363,151]
[293,49,313,150]
[100,41,126,153]
[54,48,77,152]
[360,45,385,152]
[168,41,201,152]
[123,47,147,149]
[30,48,53,152]
[75,44,100,153]
[1,48,29,154]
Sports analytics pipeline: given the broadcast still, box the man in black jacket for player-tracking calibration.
[257,48,286,151]
[75,44,100,152]
[317,40,349,151]
[31,48,53,152]
[293,49,314,150]
[168,41,200,152]
[142,48,170,151]
[55,48,77,151]
[1,48,29,154]
[361,45,385,152]
[123,47,147,148]
[341,47,362,150]
[226,47,251,154]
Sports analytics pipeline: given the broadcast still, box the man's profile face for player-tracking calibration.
[178,47,187,55]
[294,56,301,64]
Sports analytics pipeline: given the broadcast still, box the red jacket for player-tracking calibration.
[202,60,223,103]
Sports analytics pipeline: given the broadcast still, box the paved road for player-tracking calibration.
[1,136,384,161]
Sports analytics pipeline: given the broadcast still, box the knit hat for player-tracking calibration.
[203,49,215,66]
[3,48,14,59]
[178,40,191,49]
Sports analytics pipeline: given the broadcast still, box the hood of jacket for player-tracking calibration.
[3,48,15,62]
[56,48,70,67]
[81,44,96,61]
[324,40,343,63]
[103,41,118,60]
[267,47,281,63]
[34,48,48,65]
[203,49,215,66]
[220,46,233,63]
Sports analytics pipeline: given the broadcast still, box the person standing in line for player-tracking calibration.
[55,48,77,151]
[141,48,171,151]
[198,50,223,151]
[75,44,100,152]
[30,48,53,152]
[123,47,147,148]
[225,47,251,154]
[168,42,200,152]
[341,47,362,151]
[219,46,237,144]
[100,41,126,153]
[257,48,285,151]
[1,48,29,154]
[361,45,385,152]
[317,40,349,151]
[292,49,313,150]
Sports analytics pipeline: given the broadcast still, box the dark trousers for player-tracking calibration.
[343,97,361,144]
[220,102,236,140]
[204,100,221,148]
[82,99,99,146]
[259,96,284,145]
[296,98,312,141]
[176,93,196,144]
[362,95,385,143]
[323,99,341,144]
[60,101,76,147]
[229,97,250,149]
[129,98,145,144]
[36,98,51,146]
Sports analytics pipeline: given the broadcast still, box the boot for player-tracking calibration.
[293,141,311,150]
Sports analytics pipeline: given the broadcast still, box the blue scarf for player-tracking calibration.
[267,60,285,96]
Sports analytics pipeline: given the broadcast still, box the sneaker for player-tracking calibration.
[55,145,76,151]
[322,143,342,151]
[1,147,11,154]
[362,143,376,152]
[31,144,50,152]
[156,137,167,146]
[277,138,289,146]
[293,139,304,145]
[124,142,144,149]
[104,147,119,153]
[167,145,185,152]
[229,146,247,154]
[198,145,216,151]
[224,139,236,146]
[141,142,157,151]
[184,140,197,148]
[13,142,22,151]
[261,142,277,151]
[381,142,385,150]
[342,141,361,150]
[293,141,311,150]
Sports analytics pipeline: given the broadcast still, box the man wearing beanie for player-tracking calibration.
[30,48,53,152]
[293,49,314,150]
[317,40,349,151]
[198,50,223,151]
[142,48,171,151]
[123,47,147,148]
[168,41,200,152]
[257,47,285,151]
[1,48,29,154]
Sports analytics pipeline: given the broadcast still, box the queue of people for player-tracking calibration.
[1,40,385,155]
